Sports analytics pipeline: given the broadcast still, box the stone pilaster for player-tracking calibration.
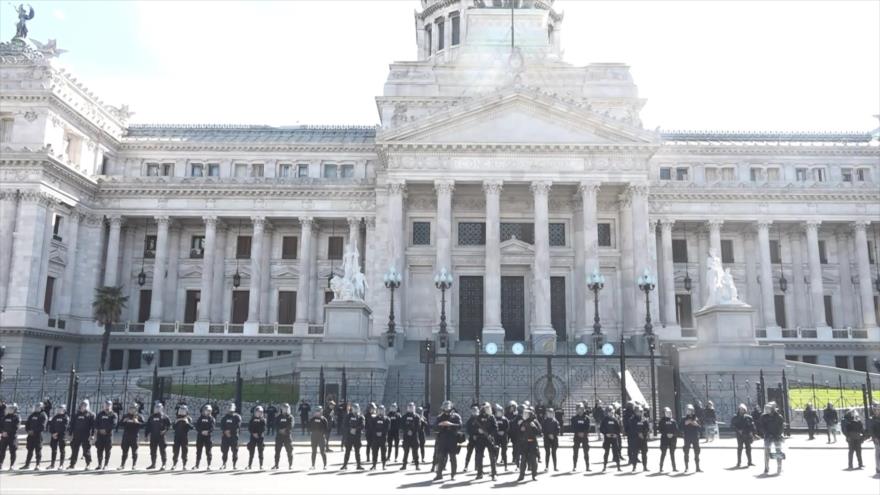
[618,192,634,336]
[708,219,723,257]
[482,180,503,341]
[578,181,600,337]
[6,193,51,317]
[660,219,677,325]
[148,216,170,324]
[247,216,266,325]
[788,229,806,328]
[57,211,83,318]
[852,221,878,328]
[756,221,780,331]
[628,183,650,333]
[804,220,828,329]
[294,217,314,333]
[211,222,228,322]
[198,216,217,322]
[835,229,856,328]
[103,215,123,286]
[531,181,554,339]
[0,192,20,310]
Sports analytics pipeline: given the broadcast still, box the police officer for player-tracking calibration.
[493,404,510,471]
[823,402,839,444]
[542,407,560,472]
[473,402,498,480]
[757,402,785,474]
[323,400,335,452]
[341,403,365,470]
[658,407,678,472]
[194,404,215,470]
[516,407,541,482]
[219,403,242,470]
[387,402,401,462]
[0,403,21,470]
[364,402,376,464]
[265,403,277,436]
[681,404,702,473]
[94,399,117,470]
[273,403,295,470]
[369,405,389,470]
[869,403,880,475]
[433,400,462,481]
[570,402,591,472]
[416,406,428,462]
[600,404,622,472]
[627,405,650,472]
[463,404,480,472]
[592,400,605,441]
[22,402,47,470]
[67,399,95,470]
[171,404,193,470]
[400,402,421,470]
[298,400,311,435]
[145,402,171,470]
[731,403,756,468]
[509,403,524,467]
[118,403,143,470]
[245,405,267,470]
[309,406,329,470]
[803,403,819,440]
[48,404,69,470]
[704,401,718,443]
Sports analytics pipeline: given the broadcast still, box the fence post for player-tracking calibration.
[865,369,874,407]
[234,366,243,413]
[781,368,791,436]
[862,384,869,420]
[758,369,766,408]
[12,368,20,403]
[39,368,46,400]
[122,369,129,407]
[150,364,159,407]
[838,375,844,407]
[66,367,76,413]
[732,373,737,410]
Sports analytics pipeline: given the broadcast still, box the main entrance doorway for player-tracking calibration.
[458,276,483,341]
[501,276,525,341]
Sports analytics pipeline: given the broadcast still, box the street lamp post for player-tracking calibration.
[475,337,481,403]
[384,266,402,347]
[638,268,658,433]
[587,269,605,405]
[434,267,453,400]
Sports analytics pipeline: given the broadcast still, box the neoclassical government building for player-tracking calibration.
[1,0,878,378]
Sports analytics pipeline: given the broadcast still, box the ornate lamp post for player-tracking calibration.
[683,222,692,293]
[0,345,6,385]
[587,269,605,404]
[638,268,658,433]
[435,267,453,400]
[384,266,402,347]
[137,218,148,286]
[142,350,155,367]
[232,219,243,288]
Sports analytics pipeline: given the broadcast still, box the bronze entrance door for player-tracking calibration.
[458,276,483,341]
[501,276,525,341]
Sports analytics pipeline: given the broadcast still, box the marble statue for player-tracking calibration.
[330,243,368,303]
[703,250,745,307]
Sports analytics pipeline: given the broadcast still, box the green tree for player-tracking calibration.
[92,285,128,371]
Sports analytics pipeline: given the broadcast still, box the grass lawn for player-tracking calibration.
[173,382,299,404]
[788,387,871,410]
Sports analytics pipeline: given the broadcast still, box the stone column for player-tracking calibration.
[660,219,677,325]
[260,225,273,323]
[648,218,660,322]
[697,230,709,307]
[629,184,650,331]
[148,216,170,323]
[0,192,19,310]
[757,221,779,330]
[788,230,806,328]
[164,225,182,322]
[744,232,759,308]
[347,216,361,257]
[103,215,123,287]
[852,221,878,328]
[578,182,600,337]
[531,181,554,338]
[482,180,503,339]
[618,193,634,335]
[835,229,856,328]
[804,221,828,329]
[198,216,217,323]
[708,220,723,257]
[247,216,266,325]
[57,211,82,318]
[387,181,407,333]
[294,217,314,331]
[211,223,228,323]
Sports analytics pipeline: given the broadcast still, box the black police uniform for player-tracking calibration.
[94,409,117,468]
[417,412,428,461]
[731,412,756,467]
[172,414,193,468]
[364,411,375,463]
[0,412,21,468]
[570,412,591,471]
[658,415,679,471]
[474,412,498,479]
[219,412,242,468]
[297,403,310,435]
[308,414,329,468]
[119,412,144,468]
[626,414,650,471]
[247,415,267,469]
[146,412,171,468]
[265,405,277,436]
[399,411,421,469]
[681,413,702,472]
[274,412,294,469]
[433,409,462,480]
[542,415,560,471]
[386,409,401,461]
[803,407,819,440]
[341,411,364,470]
[194,414,215,468]
[494,414,510,470]
[509,413,523,466]
[23,410,47,468]
[48,412,69,468]
[516,416,542,481]
[463,413,478,471]
[599,414,622,471]
[67,408,95,469]
[368,414,389,469]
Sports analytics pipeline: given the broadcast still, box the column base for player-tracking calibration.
[244,321,260,335]
[145,320,161,334]
[530,326,557,353]
[481,325,505,348]
[194,321,211,334]
[764,325,782,339]
[293,321,311,337]
[815,326,833,339]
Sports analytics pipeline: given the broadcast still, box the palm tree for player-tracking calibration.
[93,285,128,371]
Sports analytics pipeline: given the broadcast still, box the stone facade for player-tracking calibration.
[1,1,878,379]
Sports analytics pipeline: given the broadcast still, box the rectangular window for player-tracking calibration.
[500,222,534,244]
[550,276,566,341]
[278,291,296,325]
[278,163,293,178]
[108,349,124,371]
[227,350,241,363]
[146,163,160,176]
[328,236,344,260]
[159,349,174,368]
[769,240,781,264]
[813,168,826,182]
[705,168,718,182]
[144,235,157,258]
[721,239,735,263]
[127,349,142,370]
[597,223,612,247]
[426,25,432,55]
[722,167,737,181]
[451,14,460,45]
[818,240,827,264]
[231,290,249,324]
[802,355,818,364]
[675,167,689,181]
[297,164,309,177]
[176,350,192,367]
[785,355,799,362]
[0,117,13,142]
[412,221,431,246]
[258,350,274,359]
[208,350,223,365]
[207,163,220,177]
[549,223,566,247]
[43,276,55,314]
[281,236,298,259]
[236,236,252,259]
[190,163,204,177]
[774,294,787,329]
[339,164,354,178]
[823,295,833,328]
[766,167,780,181]
[856,168,869,182]
[437,19,445,50]
[834,355,849,369]
[672,239,689,263]
[250,163,264,177]
[52,214,63,241]
[841,168,853,182]
[750,168,762,181]
[675,294,693,328]
[190,235,205,258]
[458,222,486,246]
[659,167,672,180]
[183,290,200,324]
[234,163,248,177]
[795,168,808,182]
[869,241,875,264]
[162,163,174,176]
[277,350,292,356]
[138,290,152,323]
[323,163,338,178]
[853,356,867,372]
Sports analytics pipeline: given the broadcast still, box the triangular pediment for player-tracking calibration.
[500,237,534,255]
[378,90,658,146]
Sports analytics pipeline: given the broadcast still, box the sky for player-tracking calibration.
[3,0,878,131]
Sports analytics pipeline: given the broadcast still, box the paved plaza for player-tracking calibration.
[1,435,876,495]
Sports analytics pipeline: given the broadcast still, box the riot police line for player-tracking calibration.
[1,397,878,480]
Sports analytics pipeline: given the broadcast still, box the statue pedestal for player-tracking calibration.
[694,303,755,345]
[323,301,372,340]
[531,327,557,353]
